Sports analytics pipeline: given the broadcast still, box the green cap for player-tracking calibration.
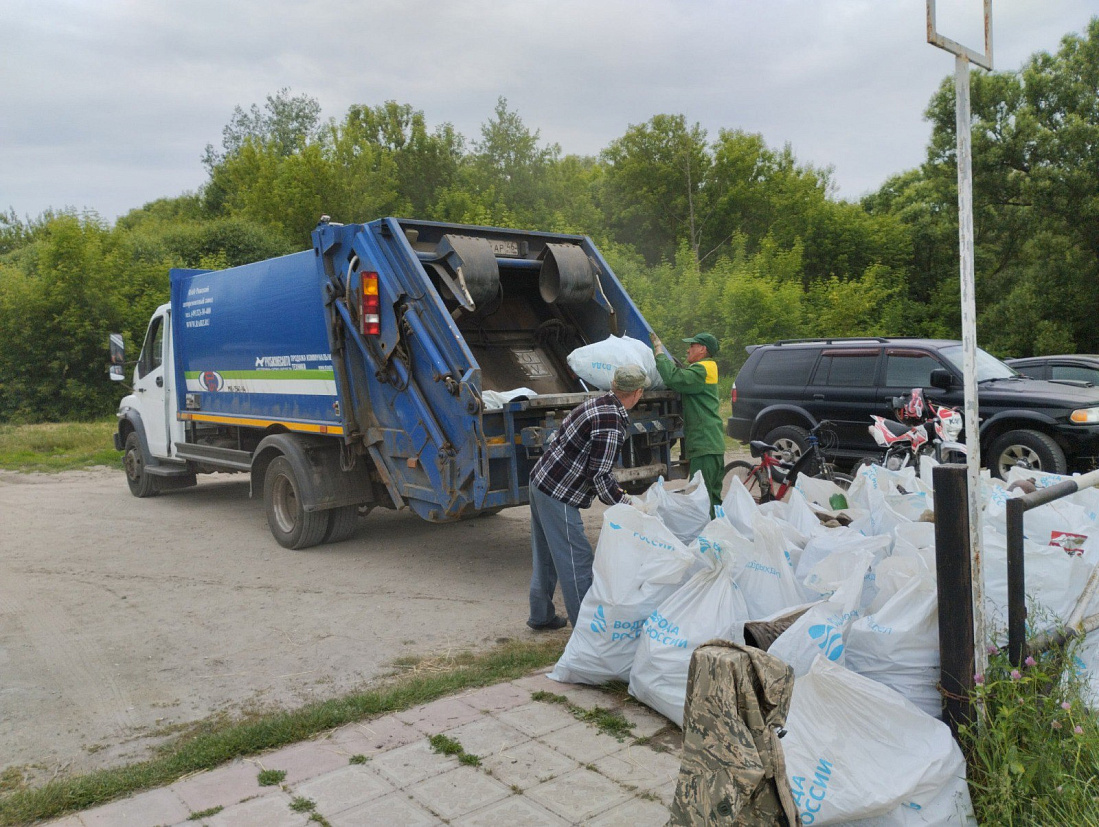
[682,332,719,356]
[612,364,650,392]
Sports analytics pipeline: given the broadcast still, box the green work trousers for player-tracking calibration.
[690,453,725,513]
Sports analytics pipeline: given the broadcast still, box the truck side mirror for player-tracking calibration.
[930,368,953,390]
[109,333,126,381]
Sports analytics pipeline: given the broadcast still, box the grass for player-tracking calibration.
[428,734,481,767]
[530,690,635,741]
[0,420,120,472]
[963,644,1099,824]
[0,636,565,826]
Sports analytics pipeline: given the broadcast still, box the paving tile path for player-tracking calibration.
[47,669,683,826]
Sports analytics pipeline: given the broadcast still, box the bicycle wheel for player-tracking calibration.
[722,460,767,504]
[831,472,854,490]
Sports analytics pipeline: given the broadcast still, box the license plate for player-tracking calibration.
[489,239,519,257]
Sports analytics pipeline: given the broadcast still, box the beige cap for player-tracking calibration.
[612,364,650,393]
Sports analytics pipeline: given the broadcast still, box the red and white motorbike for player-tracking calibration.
[868,388,966,471]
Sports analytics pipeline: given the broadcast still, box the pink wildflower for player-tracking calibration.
[987,644,998,655]
[974,673,985,685]
[1025,656,1037,667]
[1010,669,1022,680]
[1076,725,1084,735]
[1062,701,1072,711]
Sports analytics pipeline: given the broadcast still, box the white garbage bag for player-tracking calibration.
[846,558,942,718]
[796,528,892,585]
[627,547,749,726]
[783,657,976,825]
[640,472,712,545]
[566,335,664,390]
[768,551,868,677]
[893,522,936,571]
[721,473,759,538]
[982,525,1093,638]
[549,504,699,686]
[481,387,537,410]
[703,513,805,619]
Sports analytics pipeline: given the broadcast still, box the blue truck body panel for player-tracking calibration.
[168,217,684,523]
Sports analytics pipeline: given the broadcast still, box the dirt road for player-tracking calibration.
[0,467,606,782]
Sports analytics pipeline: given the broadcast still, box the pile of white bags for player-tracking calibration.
[549,504,698,685]
[545,457,1099,817]
[566,335,664,391]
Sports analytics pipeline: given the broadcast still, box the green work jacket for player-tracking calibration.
[655,353,726,459]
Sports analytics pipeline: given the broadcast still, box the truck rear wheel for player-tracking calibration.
[323,505,359,544]
[264,456,328,550]
[123,432,159,498]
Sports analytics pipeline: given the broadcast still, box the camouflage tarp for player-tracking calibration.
[669,640,799,826]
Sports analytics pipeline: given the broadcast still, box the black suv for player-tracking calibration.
[1006,355,1099,386]
[727,338,1099,477]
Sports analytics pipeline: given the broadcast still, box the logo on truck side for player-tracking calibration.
[199,371,224,392]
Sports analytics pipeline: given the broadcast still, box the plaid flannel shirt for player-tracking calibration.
[530,392,629,508]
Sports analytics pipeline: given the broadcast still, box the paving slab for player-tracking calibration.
[329,790,443,826]
[407,765,512,821]
[586,795,673,826]
[592,744,683,792]
[537,721,632,763]
[254,739,351,785]
[292,764,395,815]
[524,767,633,823]
[79,787,190,826]
[481,740,580,790]
[495,701,577,737]
[170,759,268,812]
[203,790,306,827]
[369,738,460,787]
[617,702,673,738]
[451,793,571,826]
[328,714,421,756]
[439,714,528,756]
[458,680,532,713]
[395,696,484,734]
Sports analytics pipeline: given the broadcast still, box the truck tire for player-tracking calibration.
[988,429,1067,479]
[123,432,159,498]
[322,505,359,544]
[264,456,329,550]
[762,425,811,462]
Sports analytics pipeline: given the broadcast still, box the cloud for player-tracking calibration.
[1,0,1094,221]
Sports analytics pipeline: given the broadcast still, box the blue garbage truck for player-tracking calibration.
[112,217,685,549]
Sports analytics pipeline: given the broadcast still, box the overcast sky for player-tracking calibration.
[1,1,1094,224]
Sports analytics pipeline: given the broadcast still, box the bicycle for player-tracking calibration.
[723,420,853,504]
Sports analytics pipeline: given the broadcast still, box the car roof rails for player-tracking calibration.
[769,337,891,346]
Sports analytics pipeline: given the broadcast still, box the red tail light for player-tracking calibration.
[360,271,380,336]
[730,385,737,406]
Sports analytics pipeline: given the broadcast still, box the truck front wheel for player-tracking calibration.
[123,432,159,498]
[264,456,328,549]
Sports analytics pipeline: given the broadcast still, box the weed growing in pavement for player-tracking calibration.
[963,645,1099,824]
[256,769,286,787]
[348,754,368,765]
[0,637,565,827]
[289,796,316,812]
[428,734,481,767]
[530,690,635,740]
[187,805,223,820]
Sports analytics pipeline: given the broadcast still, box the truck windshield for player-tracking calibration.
[939,344,1018,382]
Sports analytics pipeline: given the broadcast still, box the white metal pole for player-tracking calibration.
[954,54,988,680]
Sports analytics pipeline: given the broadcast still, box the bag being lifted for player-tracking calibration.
[567,335,664,391]
[549,504,699,686]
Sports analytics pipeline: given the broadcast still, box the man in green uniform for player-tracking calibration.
[651,332,725,510]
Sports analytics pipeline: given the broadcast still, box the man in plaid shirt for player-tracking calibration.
[527,364,650,630]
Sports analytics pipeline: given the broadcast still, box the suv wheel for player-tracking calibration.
[763,425,811,462]
[988,429,1067,479]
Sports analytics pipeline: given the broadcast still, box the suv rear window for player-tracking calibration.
[812,350,879,387]
[752,348,819,386]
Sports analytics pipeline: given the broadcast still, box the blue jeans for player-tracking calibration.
[528,484,594,628]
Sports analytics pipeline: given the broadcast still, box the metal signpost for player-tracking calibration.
[926,0,993,682]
